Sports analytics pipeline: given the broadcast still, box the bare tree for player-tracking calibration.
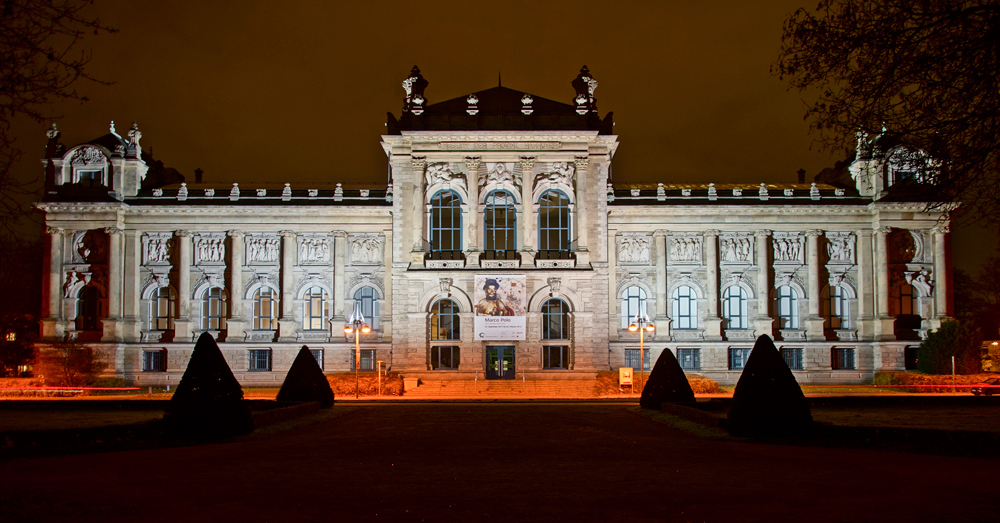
[0,0,115,241]
[775,0,1000,226]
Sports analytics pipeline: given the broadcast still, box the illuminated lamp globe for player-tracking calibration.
[645,324,655,332]
[628,323,638,332]
[344,325,354,334]
[361,324,372,334]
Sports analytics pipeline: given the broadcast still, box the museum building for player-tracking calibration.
[35,66,953,388]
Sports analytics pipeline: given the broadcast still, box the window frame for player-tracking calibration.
[728,347,751,370]
[624,348,650,372]
[537,189,571,253]
[781,348,804,370]
[352,348,376,372]
[483,190,517,254]
[430,346,461,370]
[430,299,461,341]
[353,286,380,330]
[429,190,463,254]
[620,286,648,330]
[776,285,799,330]
[252,286,278,331]
[824,284,850,330]
[831,347,856,370]
[722,286,749,330]
[150,286,176,332]
[543,345,570,370]
[672,285,698,330]
[142,349,167,372]
[302,286,329,331]
[541,298,571,340]
[248,349,272,372]
[77,285,102,331]
[677,348,701,370]
[200,287,227,331]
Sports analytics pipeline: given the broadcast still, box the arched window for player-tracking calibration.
[430,190,462,254]
[430,299,460,340]
[201,287,227,331]
[150,286,176,331]
[302,287,328,331]
[722,286,749,330]
[353,287,380,330]
[253,287,278,330]
[541,299,571,340]
[538,190,570,255]
[776,285,799,329]
[620,286,647,330]
[77,286,101,331]
[483,190,516,259]
[823,285,850,329]
[672,286,698,330]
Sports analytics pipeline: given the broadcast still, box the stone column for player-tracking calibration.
[653,230,670,336]
[805,229,826,339]
[381,228,393,341]
[101,227,124,342]
[277,230,298,341]
[932,223,951,325]
[464,157,481,266]
[173,230,193,341]
[41,226,64,340]
[333,231,348,321]
[873,226,896,341]
[703,230,723,340]
[754,229,774,335]
[855,229,875,340]
[122,229,142,342]
[225,230,246,342]
[410,156,426,262]
[573,155,590,265]
[519,156,535,265]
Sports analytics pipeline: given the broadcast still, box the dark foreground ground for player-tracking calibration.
[1,403,996,523]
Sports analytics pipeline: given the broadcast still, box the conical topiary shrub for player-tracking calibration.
[640,348,695,409]
[276,345,335,408]
[726,334,812,437]
[163,332,254,437]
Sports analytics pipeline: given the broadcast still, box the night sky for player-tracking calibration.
[9,0,997,270]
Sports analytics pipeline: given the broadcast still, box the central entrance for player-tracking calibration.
[485,346,516,380]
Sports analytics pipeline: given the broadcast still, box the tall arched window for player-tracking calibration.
[150,286,176,331]
[823,285,850,329]
[776,286,799,329]
[722,286,749,330]
[672,286,698,330]
[483,190,516,259]
[538,190,570,256]
[302,287,328,331]
[77,286,101,331]
[430,299,460,340]
[201,287,227,331]
[429,190,462,255]
[541,299,571,340]
[620,286,647,330]
[353,287,380,330]
[253,287,278,330]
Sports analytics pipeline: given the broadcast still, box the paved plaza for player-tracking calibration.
[1,403,997,522]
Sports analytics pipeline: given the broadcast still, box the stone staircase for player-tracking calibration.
[405,378,599,398]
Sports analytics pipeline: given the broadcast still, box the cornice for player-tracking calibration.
[126,206,393,217]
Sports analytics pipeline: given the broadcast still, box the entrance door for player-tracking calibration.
[485,346,515,380]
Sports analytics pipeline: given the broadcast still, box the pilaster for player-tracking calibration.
[333,231,348,321]
[805,229,826,339]
[753,229,773,335]
[703,229,723,340]
[464,157,481,263]
[573,155,590,265]
[931,223,950,326]
[41,226,64,340]
[277,230,298,341]
[101,227,124,342]
[122,229,142,342]
[519,156,535,265]
[855,228,875,339]
[173,230,193,341]
[873,226,896,341]
[225,229,246,342]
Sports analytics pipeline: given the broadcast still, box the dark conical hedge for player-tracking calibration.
[163,332,254,437]
[640,348,696,409]
[726,335,812,437]
[276,345,335,408]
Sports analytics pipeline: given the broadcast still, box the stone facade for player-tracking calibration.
[34,68,953,386]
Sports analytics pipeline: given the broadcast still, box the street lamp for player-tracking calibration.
[628,314,655,398]
[344,304,371,399]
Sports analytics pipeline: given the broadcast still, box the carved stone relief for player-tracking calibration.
[719,233,753,264]
[298,235,332,265]
[424,162,466,192]
[194,233,226,265]
[246,234,281,264]
[668,234,701,264]
[141,232,172,265]
[349,234,384,265]
[825,232,856,265]
[533,162,574,188]
[72,230,107,264]
[71,146,106,166]
[482,162,520,190]
[618,233,652,265]
[772,232,804,264]
[889,229,922,263]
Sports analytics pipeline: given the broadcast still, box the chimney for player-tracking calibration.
[194,168,203,183]
[796,168,806,183]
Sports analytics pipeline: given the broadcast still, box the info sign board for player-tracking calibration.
[474,275,526,340]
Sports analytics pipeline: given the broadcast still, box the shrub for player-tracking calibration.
[917,320,983,375]
[277,346,335,408]
[639,348,695,409]
[872,372,903,386]
[687,374,720,394]
[326,372,404,396]
[163,332,254,438]
[34,343,107,386]
[727,335,813,437]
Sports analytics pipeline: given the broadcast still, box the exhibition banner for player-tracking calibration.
[474,274,526,340]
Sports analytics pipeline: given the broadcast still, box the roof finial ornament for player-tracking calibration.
[46,122,59,139]
[402,65,428,115]
[109,120,116,135]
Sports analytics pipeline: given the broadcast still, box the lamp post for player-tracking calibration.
[628,314,655,398]
[344,305,371,399]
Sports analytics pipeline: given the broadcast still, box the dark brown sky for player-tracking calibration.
[11,0,998,270]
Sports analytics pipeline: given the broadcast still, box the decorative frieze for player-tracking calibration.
[617,233,652,265]
[825,232,856,265]
[194,233,226,265]
[349,234,384,265]
[719,233,753,264]
[424,163,466,193]
[246,234,281,264]
[298,235,332,265]
[667,233,701,264]
[141,232,172,265]
[772,232,804,264]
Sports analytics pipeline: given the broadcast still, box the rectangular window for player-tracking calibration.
[781,348,804,370]
[310,349,324,370]
[142,349,167,372]
[728,348,751,370]
[677,348,701,370]
[248,349,272,372]
[624,348,650,372]
[832,347,855,370]
[352,349,375,371]
[543,346,569,369]
[430,346,460,370]
[904,346,919,370]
